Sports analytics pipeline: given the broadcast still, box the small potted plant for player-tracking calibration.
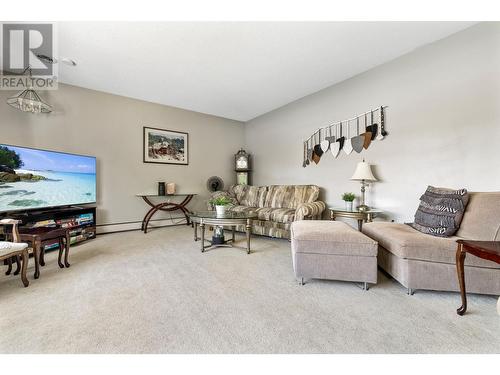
[209,196,232,216]
[341,192,356,211]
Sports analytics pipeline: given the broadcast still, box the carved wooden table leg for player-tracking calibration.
[13,254,21,275]
[40,245,46,266]
[33,239,41,279]
[5,257,12,275]
[20,249,29,287]
[58,238,65,268]
[456,244,467,316]
[64,231,71,268]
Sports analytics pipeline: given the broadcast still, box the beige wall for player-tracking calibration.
[0,84,244,231]
[244,22,500,222]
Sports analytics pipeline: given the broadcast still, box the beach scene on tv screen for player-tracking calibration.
[0,145,96,212]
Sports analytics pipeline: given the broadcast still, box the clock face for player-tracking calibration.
[236,156,248,169]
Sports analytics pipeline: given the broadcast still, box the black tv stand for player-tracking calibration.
[3,206,96,248]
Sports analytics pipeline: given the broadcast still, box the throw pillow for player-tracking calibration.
[409,186,469,237]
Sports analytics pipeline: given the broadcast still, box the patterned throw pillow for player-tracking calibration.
[409,186,469,237]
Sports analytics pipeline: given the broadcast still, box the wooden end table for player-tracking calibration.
[455,240,500,315]
[328,207,382,231]
[18,227,71,279]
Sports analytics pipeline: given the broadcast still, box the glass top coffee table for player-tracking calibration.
[328,207,383,231]
[189,211,257,254]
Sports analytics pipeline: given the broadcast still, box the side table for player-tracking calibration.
[18,227,71,279]
[328,207,382,231]
[455,240,500,315]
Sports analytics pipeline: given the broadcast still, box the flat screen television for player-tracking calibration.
[0,144,96,213]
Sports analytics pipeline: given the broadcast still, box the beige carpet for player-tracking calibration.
[0,225,498,354]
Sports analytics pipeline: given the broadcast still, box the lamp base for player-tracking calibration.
[357,204,370,212]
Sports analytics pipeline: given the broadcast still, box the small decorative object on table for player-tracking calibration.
[209,196,233,217]
[158,182,166,196]
[166,183,176,195]
[350,159,377,212]
[341,192,356,211]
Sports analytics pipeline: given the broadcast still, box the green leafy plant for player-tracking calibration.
[341,192,356,202]
[209,196,232,206]
[0,146,24,169]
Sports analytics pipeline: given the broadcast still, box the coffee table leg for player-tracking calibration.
[200,222,205,252]
[58,238,64,268]
[357,219,363,231]
[246,219,251,254]
[194,222,198,241]
[456,244,467,315]
[232,226,235,242]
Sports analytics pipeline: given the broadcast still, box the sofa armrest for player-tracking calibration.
[295,201,326,221]
[206,191,238,210]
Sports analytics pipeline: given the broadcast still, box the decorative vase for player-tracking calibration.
[215,205,226,216]
[158,182,166,196]
[345,201,353,211]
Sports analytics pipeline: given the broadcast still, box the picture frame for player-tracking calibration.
[143,126,189,165]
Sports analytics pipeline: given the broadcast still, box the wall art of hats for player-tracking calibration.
[302,105,388,167]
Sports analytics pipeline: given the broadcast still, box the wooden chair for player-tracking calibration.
[1,219,29,287]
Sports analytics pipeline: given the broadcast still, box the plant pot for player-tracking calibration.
[345,201,353,211]
[215,205,226,216]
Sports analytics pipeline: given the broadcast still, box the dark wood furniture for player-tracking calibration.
[137,194,196,233]
[1,219,29,287]
[456,240,500,315]
[18,227,70,279]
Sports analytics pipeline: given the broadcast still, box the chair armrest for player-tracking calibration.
[295,201,326,221]
[0,218,21,242]
[0,219,21,225]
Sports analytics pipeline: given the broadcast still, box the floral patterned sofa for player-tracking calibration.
[209,185,326,239]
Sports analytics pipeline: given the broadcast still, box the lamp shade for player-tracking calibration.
[351,161,377,181]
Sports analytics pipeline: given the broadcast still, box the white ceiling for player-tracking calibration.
[57,22,475,121]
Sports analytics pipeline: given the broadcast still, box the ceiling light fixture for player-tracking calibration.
[6,67,52,114]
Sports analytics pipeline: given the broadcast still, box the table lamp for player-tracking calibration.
[350,159,377,212]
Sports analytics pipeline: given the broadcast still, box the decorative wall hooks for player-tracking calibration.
[302,106,388,167]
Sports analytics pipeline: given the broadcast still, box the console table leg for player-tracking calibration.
[246,220,251,254]
[456,244,467,316]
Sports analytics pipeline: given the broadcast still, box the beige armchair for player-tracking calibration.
[1,219,29,287]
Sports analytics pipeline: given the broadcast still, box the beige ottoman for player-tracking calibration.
[291,220,378,290]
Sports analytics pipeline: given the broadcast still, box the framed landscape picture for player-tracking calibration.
[143,126,189,165]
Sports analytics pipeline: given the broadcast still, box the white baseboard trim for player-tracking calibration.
[96,217,188,234]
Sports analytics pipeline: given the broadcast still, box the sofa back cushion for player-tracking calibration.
[232,185,267,207]
[409,186,469,237]
[456,192,500,240]
[264,185,319,209]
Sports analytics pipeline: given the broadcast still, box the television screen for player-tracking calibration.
[0,144,96,213]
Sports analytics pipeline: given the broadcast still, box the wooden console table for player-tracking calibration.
[137,193,196,233]
[456,240,500,315]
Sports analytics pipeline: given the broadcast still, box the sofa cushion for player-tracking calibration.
[409,186,469,237]
[255,207,296,223]
[456,192,500,240]
[291,220,378,257]
[231,185,267,207]
[264,185,319,209]
[226,205,257,214]
[362,222,500,269]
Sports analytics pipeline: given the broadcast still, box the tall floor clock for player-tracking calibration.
[235,149,251,185]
